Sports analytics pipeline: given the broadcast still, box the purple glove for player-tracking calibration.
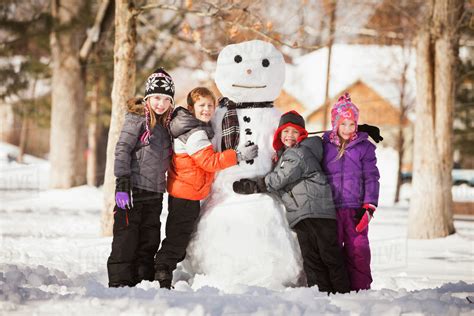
[115,192,130,210]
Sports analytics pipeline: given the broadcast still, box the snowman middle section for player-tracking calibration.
[186,106,303,290]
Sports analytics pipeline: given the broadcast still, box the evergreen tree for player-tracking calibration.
[0,0,51,102]
[454,56,474,168]
[0,0,51,161]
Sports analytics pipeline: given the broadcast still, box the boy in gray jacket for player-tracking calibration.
[233,110,350,294]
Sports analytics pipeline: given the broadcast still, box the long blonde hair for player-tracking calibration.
[337,137,348,160]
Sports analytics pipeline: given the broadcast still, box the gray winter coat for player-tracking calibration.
[264,136,336,228]
[114,99,171,193]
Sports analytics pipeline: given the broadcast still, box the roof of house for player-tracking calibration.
[283,44,416,115]
[274,90,306,113]
[306,79,411,127]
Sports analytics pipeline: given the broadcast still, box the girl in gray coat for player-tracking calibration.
[107,68,174,288]
[233,110,350,294]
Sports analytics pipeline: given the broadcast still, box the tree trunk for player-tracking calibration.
[321,0,336,130]
[394,63,408,204]
[408,0,462,239]
[87,70,100,187]
[101,0,137,236]
[17,115,28,164]
[49,0,88,188]
[17,77,36,164]
[394,109,405,204]
[433,0,461,235]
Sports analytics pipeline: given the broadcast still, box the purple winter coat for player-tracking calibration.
[322,132,380,209]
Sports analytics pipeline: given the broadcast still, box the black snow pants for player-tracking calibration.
[107,189,163,287]
[293,218,351,294]
[154,195,200,276]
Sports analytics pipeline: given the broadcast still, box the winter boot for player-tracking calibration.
[108,280,137,288]
[155,264,172,289]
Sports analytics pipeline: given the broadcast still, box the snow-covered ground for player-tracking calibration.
[1,143,473,315]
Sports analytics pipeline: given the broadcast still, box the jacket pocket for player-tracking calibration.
[289,191,300,207]
[281,191,299,211]
[112,206,129,232]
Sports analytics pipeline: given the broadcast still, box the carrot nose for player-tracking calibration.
[246,69,252,74]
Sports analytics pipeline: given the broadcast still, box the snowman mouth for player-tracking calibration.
[232,84,267,89]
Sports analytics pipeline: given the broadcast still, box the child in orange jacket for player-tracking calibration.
[154,87,258,288]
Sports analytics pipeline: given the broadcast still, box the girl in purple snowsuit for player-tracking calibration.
[322,93,380,291]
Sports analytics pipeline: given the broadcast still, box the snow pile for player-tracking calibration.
[1,264,73,305]
[1,262,473,315]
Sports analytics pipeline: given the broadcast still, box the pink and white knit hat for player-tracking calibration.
[328,93,359,146]
[330,92,359,131]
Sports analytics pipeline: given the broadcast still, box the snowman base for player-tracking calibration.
[185,192,303,291]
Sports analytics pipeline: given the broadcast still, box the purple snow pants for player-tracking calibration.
[336,208,372,291]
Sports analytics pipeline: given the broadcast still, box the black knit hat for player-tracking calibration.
[278,110,305,129]
[144,68,175,103]
[273,110,308,150]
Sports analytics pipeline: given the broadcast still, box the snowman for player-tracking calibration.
[186,40,302,290]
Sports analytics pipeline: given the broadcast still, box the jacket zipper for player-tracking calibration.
[340,154,345,207]
[289,191,300,207]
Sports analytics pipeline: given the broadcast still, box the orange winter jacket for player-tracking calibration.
[167,108,237,200]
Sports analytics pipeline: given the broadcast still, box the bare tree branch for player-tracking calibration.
[136,1,323,50]
[79,0,113,62]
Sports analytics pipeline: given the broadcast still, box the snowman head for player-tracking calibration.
[215,40,285,103]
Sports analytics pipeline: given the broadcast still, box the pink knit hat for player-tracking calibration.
[329,93,359,146]
[331,92,359,131]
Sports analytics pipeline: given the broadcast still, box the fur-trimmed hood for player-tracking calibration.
[126,97,146,115]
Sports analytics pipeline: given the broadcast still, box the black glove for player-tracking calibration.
[354,204,376,233]
[354,207,366,223]
[358,124,383,143]
[115,176,131,193]
[233,178,267,194]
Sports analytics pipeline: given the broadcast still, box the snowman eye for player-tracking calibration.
[234,55,242,63]
[262,59,270,67]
